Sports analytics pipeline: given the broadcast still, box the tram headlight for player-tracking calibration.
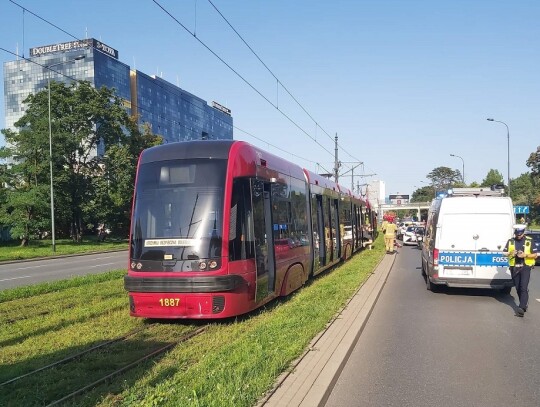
[192,259,221,271]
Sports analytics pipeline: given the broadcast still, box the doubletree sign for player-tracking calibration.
[389,194,409,205]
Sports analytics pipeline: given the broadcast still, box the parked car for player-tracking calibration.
[397,221,414,240]
[526,230,540,266]
[402,225,422,246]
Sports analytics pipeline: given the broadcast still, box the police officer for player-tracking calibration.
[503,224,538,317]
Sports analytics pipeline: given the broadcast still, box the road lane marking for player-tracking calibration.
[1,264,46,272]
[88,262,119,268]
[0,275,34,282]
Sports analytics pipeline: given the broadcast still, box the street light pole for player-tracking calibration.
[47,55,85,252]
[450,153,465,184]
[487,118,510,196]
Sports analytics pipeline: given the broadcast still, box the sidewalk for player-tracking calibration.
[259,253,396,407]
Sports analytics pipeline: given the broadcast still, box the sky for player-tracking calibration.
[1,0,539,199]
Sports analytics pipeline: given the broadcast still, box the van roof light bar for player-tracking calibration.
[447,187,505,197]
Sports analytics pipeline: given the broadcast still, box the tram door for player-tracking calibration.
[252,180,276,302]
[314,194,325,269]
[329,198,339,261]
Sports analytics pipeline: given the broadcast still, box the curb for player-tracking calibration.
[259,253,396,407]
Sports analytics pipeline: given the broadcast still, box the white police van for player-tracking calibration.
[420,187,514,292]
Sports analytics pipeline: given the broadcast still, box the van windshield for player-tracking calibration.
[438,213,512,250]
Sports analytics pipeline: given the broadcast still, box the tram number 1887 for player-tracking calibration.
[159,298,180,307]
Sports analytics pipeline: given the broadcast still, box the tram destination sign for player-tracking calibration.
[30,39,118,59]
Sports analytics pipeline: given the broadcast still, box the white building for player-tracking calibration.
[366,180,385,222]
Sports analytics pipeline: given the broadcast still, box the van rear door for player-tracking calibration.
[437,213,511,282]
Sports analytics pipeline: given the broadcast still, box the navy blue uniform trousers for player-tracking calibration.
[511,266,532,309]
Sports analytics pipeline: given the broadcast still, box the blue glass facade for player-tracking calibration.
[3,38,233,145]
[132,72,233,142]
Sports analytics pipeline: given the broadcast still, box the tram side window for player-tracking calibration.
[271,181,291,242]
[290,177,309,245]
[229,179,255,261]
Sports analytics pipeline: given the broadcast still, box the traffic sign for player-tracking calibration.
[514,206,529,214]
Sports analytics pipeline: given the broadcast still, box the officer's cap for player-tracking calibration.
[513,224,527,235]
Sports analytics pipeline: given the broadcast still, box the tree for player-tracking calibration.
[86,120,162,237]
[526,146,540,223]
[0,119,52,245]
[511,173,535,206]
[1,81,161,244]
[526,146,540,177]
[411,186,433,202]
[480,169,504,188]
[426,166,462,193]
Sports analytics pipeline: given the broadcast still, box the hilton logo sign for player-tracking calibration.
[30,39,118,59]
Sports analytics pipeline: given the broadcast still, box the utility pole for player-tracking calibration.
[334,133,340,183]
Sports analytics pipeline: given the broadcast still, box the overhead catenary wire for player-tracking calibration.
[5,0,372,177]
[151,0,336,159]
[1,46,318,168]
[4,1,323,169]
[205,0,364,165]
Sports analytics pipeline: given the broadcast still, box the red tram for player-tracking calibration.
[124,140,376,319]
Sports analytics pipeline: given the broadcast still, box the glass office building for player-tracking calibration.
[3,38,233,145]
[131,71,233,142]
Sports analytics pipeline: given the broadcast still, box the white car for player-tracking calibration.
[402,225,420,245]
[397,222,413,240]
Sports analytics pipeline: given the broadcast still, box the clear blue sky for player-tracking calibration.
[1,0,539,198]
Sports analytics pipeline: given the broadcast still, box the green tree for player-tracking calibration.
[86,120,162,237]
[426,166,462,193]
[480,169,504,188]
[526,146,540,223]
[1,81,161,244]
[510,173,535,206]
[0,120,52,245]
[411,186,433,202]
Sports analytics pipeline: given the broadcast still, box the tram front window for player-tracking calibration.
[131,159,226,265]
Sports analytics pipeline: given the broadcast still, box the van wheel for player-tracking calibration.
[500,286,512,295]
[426,276,437,292]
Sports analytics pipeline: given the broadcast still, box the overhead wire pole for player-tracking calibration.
[339,162,365,193]
[334,133,340,183]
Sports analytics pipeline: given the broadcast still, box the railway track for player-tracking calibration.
[1,324,208,406]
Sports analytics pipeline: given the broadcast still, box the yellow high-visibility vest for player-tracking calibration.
[508,237,535,266]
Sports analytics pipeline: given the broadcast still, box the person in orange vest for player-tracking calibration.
[503,224,538,317]
[383,217,398,254]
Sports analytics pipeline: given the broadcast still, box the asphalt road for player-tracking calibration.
[325,244,540,407]
[0,250,128,291]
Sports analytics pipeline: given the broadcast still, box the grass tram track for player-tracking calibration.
[0,237,384,406]
[1,321,208,406]
[45,326,208,407]
[0,325,152,387]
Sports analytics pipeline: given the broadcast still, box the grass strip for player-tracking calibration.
[0,269,126,303]
[0,237,384,407]
[0,239,127,262]
[89,239,384,407]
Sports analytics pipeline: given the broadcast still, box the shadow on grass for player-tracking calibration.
[0,303,127,348]
[0,332,180,406]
